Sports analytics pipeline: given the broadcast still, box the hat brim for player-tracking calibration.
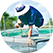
[15,5,30,16]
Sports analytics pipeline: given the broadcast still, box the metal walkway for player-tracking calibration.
[0,36,49,47]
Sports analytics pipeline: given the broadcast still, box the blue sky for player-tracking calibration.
[0,0,53,24]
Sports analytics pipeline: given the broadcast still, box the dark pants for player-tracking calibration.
[22,34,39,37]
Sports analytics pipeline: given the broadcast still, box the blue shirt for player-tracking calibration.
[18,6,43,26]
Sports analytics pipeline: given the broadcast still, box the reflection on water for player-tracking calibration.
[11,42,53,53]
[11,46,35,52]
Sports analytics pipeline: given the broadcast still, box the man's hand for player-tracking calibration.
[28,26,33,39]
[15,19,22,28]
[15,23,20,28]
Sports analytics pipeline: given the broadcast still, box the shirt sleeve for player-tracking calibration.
[28,13,36,26]
[16,16,21,23]
[18,16,21,19]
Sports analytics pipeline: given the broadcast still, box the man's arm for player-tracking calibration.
[17,19,22,23]
[28,26,33,39]
[15,19,22,28]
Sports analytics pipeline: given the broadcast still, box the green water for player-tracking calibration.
[1,29,28,36]
[1,27,53,37]
[39,27,53,34]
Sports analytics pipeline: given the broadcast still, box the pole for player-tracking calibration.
[48,13,51,36]
[3,16,6,36]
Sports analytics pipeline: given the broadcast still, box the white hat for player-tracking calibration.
[15,3,30,16]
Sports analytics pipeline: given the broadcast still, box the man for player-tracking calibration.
[15,3,44,39]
